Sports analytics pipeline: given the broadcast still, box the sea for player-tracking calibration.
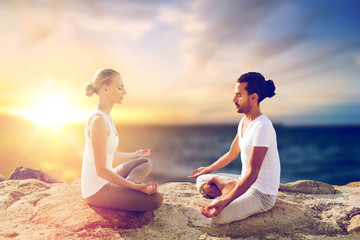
[117,124,360,185]
[0,114,359,185]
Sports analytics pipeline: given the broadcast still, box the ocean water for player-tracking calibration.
[117,124,360,185]
[0,114,359,185]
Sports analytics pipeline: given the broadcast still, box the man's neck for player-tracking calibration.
[244,107,262,122]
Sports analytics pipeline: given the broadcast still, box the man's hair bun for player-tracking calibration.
[266,80,276,98]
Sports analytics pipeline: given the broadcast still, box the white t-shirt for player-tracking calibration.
[238,115,280,195]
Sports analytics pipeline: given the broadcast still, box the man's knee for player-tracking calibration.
[196,174,213,191]
[211,211,231,224]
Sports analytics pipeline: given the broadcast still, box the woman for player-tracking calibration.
[81,68,163,211]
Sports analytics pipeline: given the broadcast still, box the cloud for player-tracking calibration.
[176,0,287,65]
[1,0,360,125]
[356,54,360,66]
[276,103,360,125]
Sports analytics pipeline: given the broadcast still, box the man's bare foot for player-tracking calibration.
[220,180,237,197]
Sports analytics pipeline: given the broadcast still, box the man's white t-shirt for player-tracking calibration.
[238,115,280,195]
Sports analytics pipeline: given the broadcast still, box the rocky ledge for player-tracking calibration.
[0,169,360,239]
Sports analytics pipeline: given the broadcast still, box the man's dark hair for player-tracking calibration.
[237,72,276,103]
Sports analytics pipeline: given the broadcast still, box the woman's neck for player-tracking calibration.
[97,100,113,116]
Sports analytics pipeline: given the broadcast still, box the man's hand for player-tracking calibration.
[200,199,227,218]
[134,149,151,158]
[188,166,211,179]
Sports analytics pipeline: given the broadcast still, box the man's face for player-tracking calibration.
[233,82,251,114]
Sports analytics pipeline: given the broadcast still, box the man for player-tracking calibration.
[189,72,280,224]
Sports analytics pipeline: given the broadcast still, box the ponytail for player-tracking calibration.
[266,80,276,98]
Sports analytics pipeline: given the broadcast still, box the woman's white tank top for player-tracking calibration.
[81,109,119,198]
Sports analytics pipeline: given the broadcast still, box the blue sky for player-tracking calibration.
[0,0,359,125]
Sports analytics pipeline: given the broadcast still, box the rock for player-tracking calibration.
[348,214,360,233]
[346,182,360,187]
[0,174,7,182]
[279,180,336,194]
[207,199,319,238]
[8,166,63,183]
[0,179,154,239]
[0,178,51,211]
[1,177,360,239]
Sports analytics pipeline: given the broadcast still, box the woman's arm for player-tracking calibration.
[89,115,156,194]
[114,149,151,163]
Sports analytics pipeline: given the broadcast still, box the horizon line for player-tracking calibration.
[1,112,359,128]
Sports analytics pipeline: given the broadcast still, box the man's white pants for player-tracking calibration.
[197,173,277,224]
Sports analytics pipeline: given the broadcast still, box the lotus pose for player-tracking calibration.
[189,72,280,224]
[198,175,238,199]
[81,69,163,211]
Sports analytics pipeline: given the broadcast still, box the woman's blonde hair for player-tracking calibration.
[84,69,120,97]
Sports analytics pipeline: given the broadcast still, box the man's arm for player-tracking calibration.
[189,134,240,178]
[201,146,268,217]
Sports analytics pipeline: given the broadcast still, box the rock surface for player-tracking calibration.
[0,176,360,239]
[0,174,7,182]
[0,179,154,239]
[346,182,360,187]
[8,166,63,183]
[279,179,336,194]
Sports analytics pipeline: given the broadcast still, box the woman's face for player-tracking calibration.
[107,75,126,104]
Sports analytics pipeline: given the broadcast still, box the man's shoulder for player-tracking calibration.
[256,115,272,125]
[253,115,275,131]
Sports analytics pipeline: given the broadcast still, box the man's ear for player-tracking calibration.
[252,93,259,102]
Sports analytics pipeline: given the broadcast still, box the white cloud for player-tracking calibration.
[62,10,155,41]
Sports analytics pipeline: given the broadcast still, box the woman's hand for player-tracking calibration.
[133,181,158,195]
[134,149,151,158]
[188,166,211,179]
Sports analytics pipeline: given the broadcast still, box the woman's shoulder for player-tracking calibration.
[88,113,108,130]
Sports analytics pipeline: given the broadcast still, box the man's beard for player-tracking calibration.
[236,99,251,114]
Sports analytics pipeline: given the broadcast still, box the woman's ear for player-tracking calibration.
[100,84,108,93]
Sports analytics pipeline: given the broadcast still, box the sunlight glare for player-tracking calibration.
[12,91,85,128]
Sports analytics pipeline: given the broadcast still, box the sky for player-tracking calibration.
[1,0,360,126]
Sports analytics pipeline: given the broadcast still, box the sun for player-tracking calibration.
[32,95,73,128]
[14,91,84,129]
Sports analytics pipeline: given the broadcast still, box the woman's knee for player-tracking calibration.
[142,192,163,211]
[137,157,153,168]
[151,192,163,210]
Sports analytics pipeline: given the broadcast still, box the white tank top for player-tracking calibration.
[81,109,119,198]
